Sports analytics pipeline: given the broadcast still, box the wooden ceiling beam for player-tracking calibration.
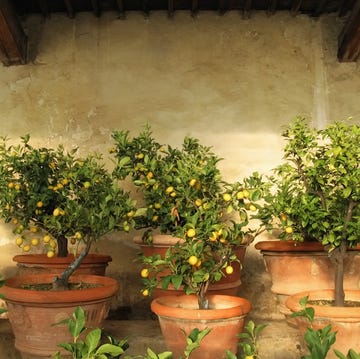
[290,0,302,16]
[338,0,360,62]
[0,0,28,65]
[64,0,75,18]
[338,0,356,17]
[191,0,198,17]
[90,0,100,17]
[218,0,227,15]
[243,0,252,19]
[313,0,327,17]
[37,0,50,18]
[168,0,174,18]
[267,0,278,16]
[116,0,125,19]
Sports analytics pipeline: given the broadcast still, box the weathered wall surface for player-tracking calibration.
[0,11,359,319]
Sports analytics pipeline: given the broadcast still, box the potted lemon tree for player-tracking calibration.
[111,125,263,297]
[0,135,136,357]
[111,126,263,358]
[252,118,360,356]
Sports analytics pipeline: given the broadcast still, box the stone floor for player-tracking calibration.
[0,314,305,359]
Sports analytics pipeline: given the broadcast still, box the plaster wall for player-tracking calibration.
[0,10,359,319]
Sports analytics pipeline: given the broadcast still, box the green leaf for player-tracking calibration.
[95,343,125,356]
[85,328,101,353]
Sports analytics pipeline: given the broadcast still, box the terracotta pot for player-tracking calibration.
[255,240,360,296]
[151,294,251,359]
[285,289,360,358]
[0,273,119,358]
[13,253,112,276]
[134,235,246,297]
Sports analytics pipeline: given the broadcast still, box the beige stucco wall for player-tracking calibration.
[0,10,359,318]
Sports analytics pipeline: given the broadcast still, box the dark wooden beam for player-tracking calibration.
[243,0,252,19]
[142,0,149,17]
[313,0,327,17]
[0,0,28,65]
[290,0,302,16]
[90,0,100,17]
[191,0,198,17]
[116,0,125,19]
[218,0,227,15]
[338,0,360,62]
[267,0,278,16]
[37,0,50,18]
[338,0,356,17]
[64,0,75,18]
[168,0,174,18]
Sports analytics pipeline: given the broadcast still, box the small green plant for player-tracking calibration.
[291,296,360,359]
[223,320,267,359]
[0,276,7,315]
[53,306,210,359]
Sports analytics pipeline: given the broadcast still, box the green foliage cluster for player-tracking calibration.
[111,125,263,307]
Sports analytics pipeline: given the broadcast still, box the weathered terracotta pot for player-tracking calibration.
[255,240,360,296]
[0,273,119,358]
[134,234,246,297]
[285,289,360,359]
[151,294,251,359]
[13,253,112,276]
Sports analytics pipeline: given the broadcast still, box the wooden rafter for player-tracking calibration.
[243,0,252,18]
[313,0,327,17]
[267,0,278,15]
[168,0,174,17]
[0,0,28,65]
[338,0,360,61]
[64,0,75,18]
[191,0,198,17]
[290,0,302,16]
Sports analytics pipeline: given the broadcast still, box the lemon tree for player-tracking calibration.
[0,135,136,289]
[254,118,360,306]
[112,126,265,308]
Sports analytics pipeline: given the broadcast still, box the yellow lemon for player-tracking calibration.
[285,226,293,234]
[225,265,234,275]
[23,244,31,252]
[53,208,61,217]
[8,182,15,189]
[43,235,51,243]
[15,237,23,246]
[188,255,198,266]
[165,186,174,194]
[189,179,197,187]
[36,201,44,208]
[31,238,40,246]
[186,228,196,238]
[195,198,202,207]
[141,268,149,278]
[243,189,250,198]
[46,250,55,258]
[223,193,232,202]
[236,191,244,199]
[249,204,257,212]
[142,289,149,297]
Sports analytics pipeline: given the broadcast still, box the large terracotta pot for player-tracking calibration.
[151,294,251,359]
[13,253,112,276]
[134,234,246,297]
[285,289,360,358]
[0,273,119,358]
[255,240,360,296]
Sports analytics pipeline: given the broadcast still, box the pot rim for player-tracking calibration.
[13,253,112,265]
[285,289,360,319]
[0,273,119,304]
[151,294,251,320]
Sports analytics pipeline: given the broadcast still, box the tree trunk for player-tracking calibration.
[330,241,346,306]
[56,235,68,257]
